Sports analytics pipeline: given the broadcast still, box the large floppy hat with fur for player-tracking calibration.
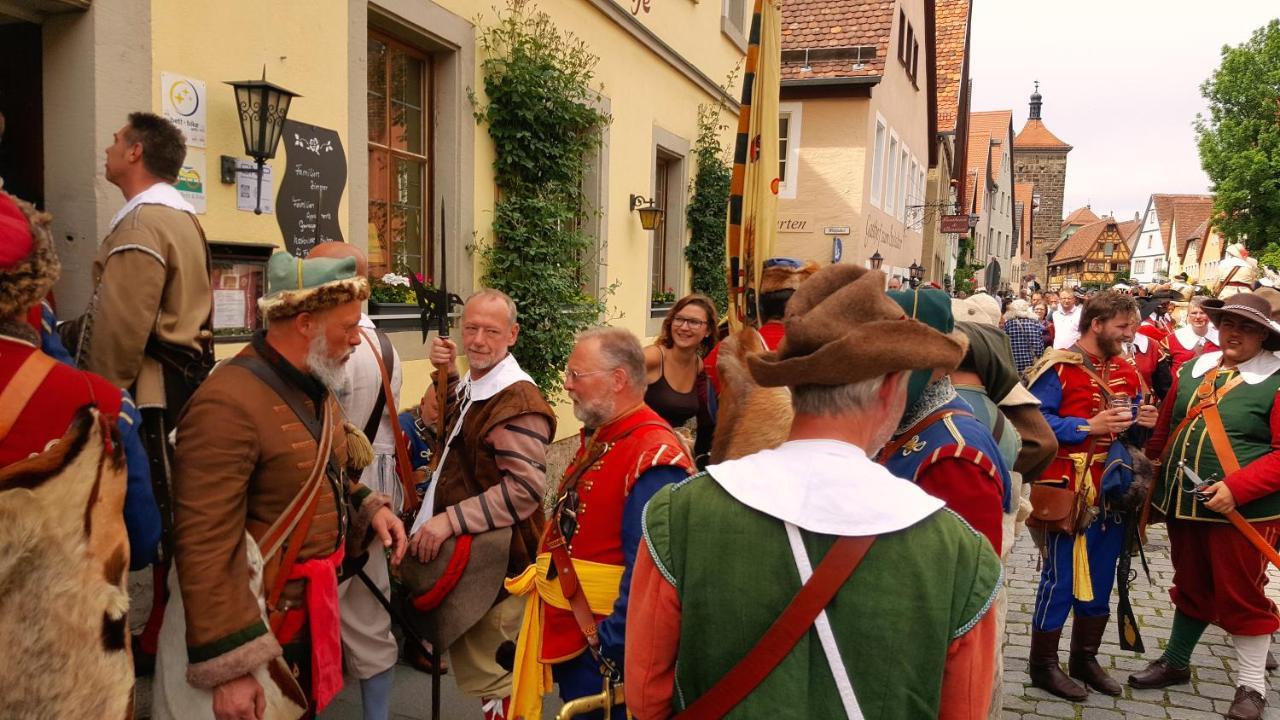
[0,190,59,320]
[748,264,966,387]
[760,257,819,294]
[258,251,370,320]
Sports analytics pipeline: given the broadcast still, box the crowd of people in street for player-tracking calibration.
[7,111,1280,720]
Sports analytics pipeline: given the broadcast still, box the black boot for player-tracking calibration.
[1068,615,1122,695]
[1030,628,1088,701]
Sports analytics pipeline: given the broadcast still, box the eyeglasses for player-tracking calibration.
[671,316,708,328]
[565,368,613,382]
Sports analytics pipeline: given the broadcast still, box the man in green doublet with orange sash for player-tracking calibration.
[624,264,1002,719]
[1131,293,1280,720]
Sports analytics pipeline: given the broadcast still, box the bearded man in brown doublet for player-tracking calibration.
[153,253,406,720]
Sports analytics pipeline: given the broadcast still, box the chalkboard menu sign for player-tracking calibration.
[276,120,347,256]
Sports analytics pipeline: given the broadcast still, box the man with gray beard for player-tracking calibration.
[504,327,693,720]
[405,289,556,720]
[158,252,405,719]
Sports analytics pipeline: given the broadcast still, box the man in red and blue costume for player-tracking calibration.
[506,327,693,720]
[877,288,1012,552]
[1024,290,1158,701]
[0,189,160,570]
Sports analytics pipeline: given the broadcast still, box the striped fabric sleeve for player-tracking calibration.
[446,412,553,535]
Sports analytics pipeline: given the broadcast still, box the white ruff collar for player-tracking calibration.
[707,440,944,535]
[1174,324,1217,349]
[460,352,534,402]
[1190,350,1280,385]
[1132,333,1151,353]
[110,182,195,231]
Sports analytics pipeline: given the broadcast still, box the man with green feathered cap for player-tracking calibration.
[875,287,1013,553]
[625,264,1001,718]
[154,252,407,720]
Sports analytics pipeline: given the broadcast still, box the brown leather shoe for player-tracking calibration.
[1226,685,1265,720]
[1127,658,1191,689]
[1029,629,1088,701]
[1068,615,1122,696]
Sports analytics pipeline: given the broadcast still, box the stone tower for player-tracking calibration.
[1013,83,1072,282]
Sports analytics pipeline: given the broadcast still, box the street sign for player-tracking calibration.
[832,237,843,263]
[941,215,971,233]
[823,226,851,235]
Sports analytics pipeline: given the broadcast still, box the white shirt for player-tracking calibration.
[337,315,403,455]
[1051,306,1083,349]
[109,182,195,232]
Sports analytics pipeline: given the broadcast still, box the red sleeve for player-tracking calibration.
[625,542,681,720]
[1144,371,1181,460]
[916,459,1003,552]
[939,609,998,720]
[1223,389,1280,507]
[704,343,722,394]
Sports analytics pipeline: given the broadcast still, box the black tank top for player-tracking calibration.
[644,347,700,427]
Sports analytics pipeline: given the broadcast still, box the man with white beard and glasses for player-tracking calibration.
[404,289,557,720]
[156,252,406,720]
[505,327,692,719]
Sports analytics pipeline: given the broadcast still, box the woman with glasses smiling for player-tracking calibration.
[644,294,718,464]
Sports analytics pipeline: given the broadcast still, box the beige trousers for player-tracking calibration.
[449,594,526,698]
[338,537,400,679]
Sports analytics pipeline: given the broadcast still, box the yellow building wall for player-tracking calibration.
[149,0,352,248]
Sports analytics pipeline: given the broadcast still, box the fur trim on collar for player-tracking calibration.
[257,276,370,320]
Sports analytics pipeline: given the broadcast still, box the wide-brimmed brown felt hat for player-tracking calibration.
[1202,294,1280,352]
[748,264,966,388]
[398,527,511,650]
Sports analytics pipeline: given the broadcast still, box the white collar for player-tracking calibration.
[1174,324,1217,348]
[1054,306,1080,319]
[1132,333,1150,353]
[109,182,195,231]
[460,352,534,402]
[358,313,376,330]
[706,440,944,535]
[1190,350,1280,384]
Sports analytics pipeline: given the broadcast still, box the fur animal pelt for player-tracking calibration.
[153,532,308,720]
[710,328,793,463]
[0,408,133,720]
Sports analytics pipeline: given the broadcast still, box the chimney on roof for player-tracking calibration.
[1134,211,1140,221]
[1029,80,1043,120]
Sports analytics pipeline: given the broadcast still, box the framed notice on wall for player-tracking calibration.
[208,241,277,341]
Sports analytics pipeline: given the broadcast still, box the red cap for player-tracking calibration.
[0,192,33,270]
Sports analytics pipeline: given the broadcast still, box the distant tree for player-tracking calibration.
[1195,19,1280,253]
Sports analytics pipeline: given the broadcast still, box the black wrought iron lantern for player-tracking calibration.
[908,260,925,288]
[630,194,664,231]
[869,250,884,271]
[226,68,300,214]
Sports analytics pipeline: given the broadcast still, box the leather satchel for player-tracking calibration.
[1026,482,1081,535]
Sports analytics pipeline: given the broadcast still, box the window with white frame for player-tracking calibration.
[886,135,899,213]
[897,146,909,220]
[778,103,801,200]
[871,120,886,208]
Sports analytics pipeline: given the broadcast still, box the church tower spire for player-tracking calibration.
[1029,80,1042,120]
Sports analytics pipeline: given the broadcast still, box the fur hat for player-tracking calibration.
[760,257,819,294]
[258,252,369,321]
[1203,294,1280,352]
[747,265,965,387]
[0,191,59,320]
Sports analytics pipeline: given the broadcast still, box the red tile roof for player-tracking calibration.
[964,111,1012,216]
[1051,217,1134,265]
[934,0,970,133]
[1151,194,1212,246]
[1061,206,1100,229]
[1171,199,1214,261]
[781,0,895,80]
[1014,119,1071,151]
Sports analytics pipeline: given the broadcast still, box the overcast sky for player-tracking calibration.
[968,1,1277,221]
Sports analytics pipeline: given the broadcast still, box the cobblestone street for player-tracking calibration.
[1001,525,1280,720]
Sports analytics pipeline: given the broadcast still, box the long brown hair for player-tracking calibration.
[657,293,718,355]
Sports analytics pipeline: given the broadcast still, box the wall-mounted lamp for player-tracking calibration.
[630,194,664,231]
[908,260,925,288]
[226,67,300,214]
[868,250,884,271]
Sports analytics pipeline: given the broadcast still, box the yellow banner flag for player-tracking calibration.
[726,0,781,330]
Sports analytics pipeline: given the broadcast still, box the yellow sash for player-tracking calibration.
[505,552,624,720]
[1069,451,1104,602]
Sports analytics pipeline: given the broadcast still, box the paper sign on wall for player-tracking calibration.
[161,72,207,148]
[176,149,207,214]
[236,160,274,214]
